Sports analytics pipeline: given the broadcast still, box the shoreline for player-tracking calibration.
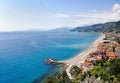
[59,33,105,79]
[43,33,105,80]
[60,33,105,66]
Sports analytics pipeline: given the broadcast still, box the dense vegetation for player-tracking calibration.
[86,59,120,83]
[70,66,81,78]
[45,59,120,83]
[46,71,72,83]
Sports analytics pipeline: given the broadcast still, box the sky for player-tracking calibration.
[0,0,120,31]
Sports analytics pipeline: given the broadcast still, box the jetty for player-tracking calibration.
[45,58,65,65]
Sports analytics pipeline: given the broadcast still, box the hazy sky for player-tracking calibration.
[0,0,120,31]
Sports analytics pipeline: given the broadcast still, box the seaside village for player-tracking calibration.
[70,32,120,77]
[45,31,120,83]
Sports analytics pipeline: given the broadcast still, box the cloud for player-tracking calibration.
[91,10,97,12]
[112,3,120,12]
[41,3,120,29]
[112,3,120,19]
[73,3,120,26]
[54,13,70,18]
[50,3,120,28]
[0,3,120,31]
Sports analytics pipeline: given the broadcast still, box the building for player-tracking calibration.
[106,52,117,60]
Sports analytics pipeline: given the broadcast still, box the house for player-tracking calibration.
[106,53,117,60]
[80,60,93,73]
[96,56,102,60]
[103,39,110,43]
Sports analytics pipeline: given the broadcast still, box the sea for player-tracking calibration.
[0,30,100,83]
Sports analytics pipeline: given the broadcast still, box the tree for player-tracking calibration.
[46,77,57,83]
[110,61,120,75]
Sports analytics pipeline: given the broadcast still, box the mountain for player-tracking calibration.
[49,27,70,32]
[71,20,120,32]
[115,21,120,30]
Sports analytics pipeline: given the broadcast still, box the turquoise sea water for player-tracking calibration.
[0,31,100,83]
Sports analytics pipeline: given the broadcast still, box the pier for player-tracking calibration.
[45,58,65,65]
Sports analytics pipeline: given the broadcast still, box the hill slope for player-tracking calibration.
[71,20,120,32]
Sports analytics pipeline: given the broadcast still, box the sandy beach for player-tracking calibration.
[60,34,105,66]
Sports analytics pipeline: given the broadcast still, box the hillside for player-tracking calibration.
[71,20,120,32]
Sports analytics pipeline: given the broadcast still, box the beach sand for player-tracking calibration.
[59,34,105,79]
[60,34,105,66]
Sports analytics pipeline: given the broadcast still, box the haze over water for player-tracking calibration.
[0,30,100,83]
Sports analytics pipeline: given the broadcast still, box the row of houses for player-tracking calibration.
[79,32,120,74]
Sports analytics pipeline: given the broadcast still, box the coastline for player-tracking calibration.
[59,33,105,79]
[60,33,105,67]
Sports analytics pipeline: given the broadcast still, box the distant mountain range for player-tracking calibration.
[49,27,70,32]
[71,20,120,32]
